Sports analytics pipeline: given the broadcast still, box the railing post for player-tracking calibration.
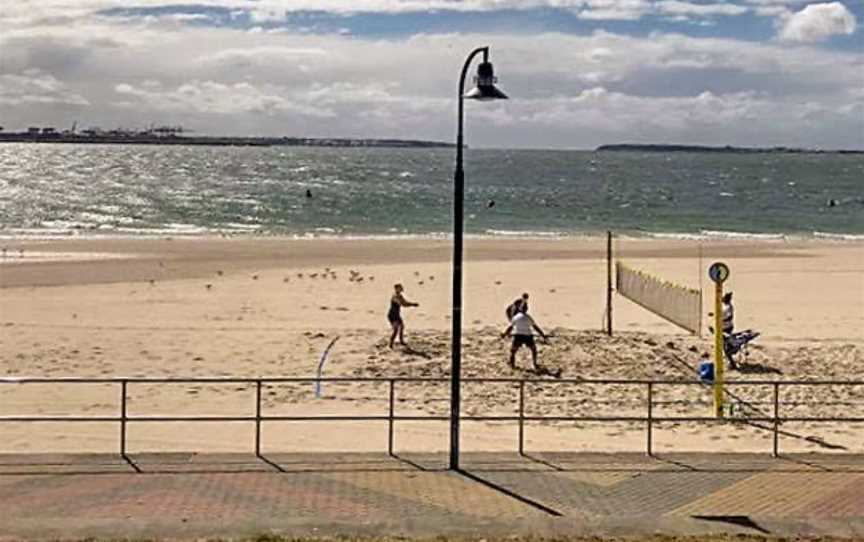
[518,380,525,456]
[388,379,395,456]
[120,380,128,456]
[772,382,780,458]
[255,380,263,457]
[646,382,654,457]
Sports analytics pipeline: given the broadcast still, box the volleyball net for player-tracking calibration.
[614,261,702,335]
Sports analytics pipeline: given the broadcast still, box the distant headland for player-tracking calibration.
[596,143,863,154]
[0,126,455,149]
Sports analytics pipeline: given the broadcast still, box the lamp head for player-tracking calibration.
[463,61,508,101]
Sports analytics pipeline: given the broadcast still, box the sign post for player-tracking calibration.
[708,262,729,418]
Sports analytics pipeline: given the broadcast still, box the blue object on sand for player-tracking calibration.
[698,359,714,383]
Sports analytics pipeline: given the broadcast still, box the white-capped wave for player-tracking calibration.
[220,223,263,231]
[813,231,864,242]
[700,230,786,240]
[484,229,568,238]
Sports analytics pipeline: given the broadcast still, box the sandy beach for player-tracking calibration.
[1,236,862,454]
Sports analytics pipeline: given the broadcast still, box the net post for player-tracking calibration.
[518,380,525,456]
[388,379,395,456]
[606,230,613,336]
[646,382,654,457]
[255,380,262,457]
[713,281,725,418]
[120,379,128,457]
[772,382,780,457]
[697,241,704,338]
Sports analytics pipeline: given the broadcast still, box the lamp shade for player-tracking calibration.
[463,61,508,101]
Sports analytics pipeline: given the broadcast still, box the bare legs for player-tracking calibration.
[389,320,405,349]
[529,343,538,369]
[510,342,539,370]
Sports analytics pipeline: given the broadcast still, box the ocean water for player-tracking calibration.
[1,143,862,239]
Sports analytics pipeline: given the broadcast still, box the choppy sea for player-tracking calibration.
[1,143,862,240]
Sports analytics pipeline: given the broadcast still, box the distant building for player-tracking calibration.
[152,126,184,137]
[42,127,56,135]
[28,127,40,134]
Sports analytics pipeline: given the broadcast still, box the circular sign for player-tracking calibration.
[708,262,730,283]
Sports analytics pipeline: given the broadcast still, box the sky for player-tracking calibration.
[0,0,862,149]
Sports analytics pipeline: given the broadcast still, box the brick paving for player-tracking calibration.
[0,452,863,539]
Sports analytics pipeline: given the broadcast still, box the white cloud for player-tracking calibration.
[577,0,654,20]
[0,0,762,27]
[0,71,90,106]
[779,2,857,42]
[198,46,328,68]
[114,80,334,117]
[657,1,749,17]
[0,5,861,148]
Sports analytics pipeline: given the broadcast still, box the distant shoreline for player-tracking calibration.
[596,143,864,154]
[0,133,456,149]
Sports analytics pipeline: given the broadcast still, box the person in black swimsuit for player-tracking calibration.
[388,283,419,349]
[505,292,529,322]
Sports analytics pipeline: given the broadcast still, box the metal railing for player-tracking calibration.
[1,376,862,459]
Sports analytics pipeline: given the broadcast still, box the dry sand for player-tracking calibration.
[0,237,862,455]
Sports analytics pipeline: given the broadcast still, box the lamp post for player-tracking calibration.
[450,46,508,470]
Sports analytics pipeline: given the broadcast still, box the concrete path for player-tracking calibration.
[1,452,863,540]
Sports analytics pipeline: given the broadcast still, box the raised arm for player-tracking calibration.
[395,293,419,307]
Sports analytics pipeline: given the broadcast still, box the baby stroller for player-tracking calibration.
[723,329,760,369]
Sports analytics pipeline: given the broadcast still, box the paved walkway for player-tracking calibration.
[1,452,863,539]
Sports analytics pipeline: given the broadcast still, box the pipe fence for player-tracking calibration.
[1,376,862,459]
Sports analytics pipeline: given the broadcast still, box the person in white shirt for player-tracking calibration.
[708,291,734,334]
[721,292,734,333]
[501,305,548,371]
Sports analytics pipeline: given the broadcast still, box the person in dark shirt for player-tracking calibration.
[505,292,529,322]
[387,283,419,349]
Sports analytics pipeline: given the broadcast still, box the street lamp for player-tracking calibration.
[450,46,508,470]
